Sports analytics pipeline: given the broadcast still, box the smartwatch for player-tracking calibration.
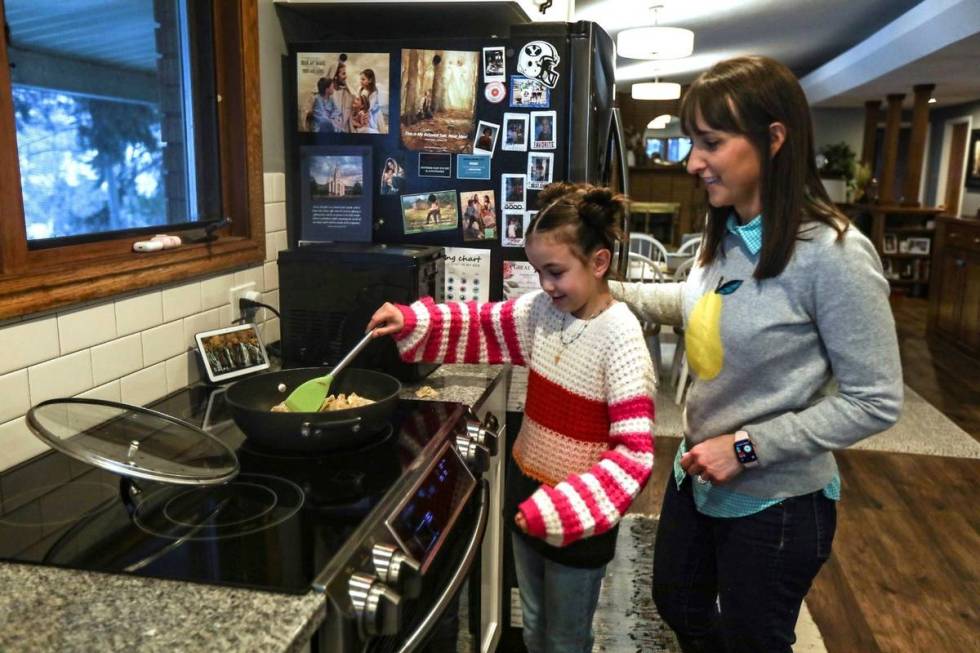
[733,430,759,468]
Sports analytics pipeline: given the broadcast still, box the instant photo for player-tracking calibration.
[502,174,526,211]
[472,120,500,156]
[401,190,459,234]
[400,49,479,153]
[527,152,554,190]
[379,155,406,194]
[502,113,529,152]
[418,152,452,177]
[482,46,505,83]
[300,145,372,242]
[502,211,527,247]
[531,110,557,150]
[461,190,497,241]
[509,75,550,109]
[296,52,390,134]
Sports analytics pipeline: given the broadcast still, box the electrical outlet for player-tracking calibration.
[229,282,256,322]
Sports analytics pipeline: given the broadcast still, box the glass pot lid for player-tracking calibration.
[27,398,239,485]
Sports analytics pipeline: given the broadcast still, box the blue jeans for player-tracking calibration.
[653,475,836,653]
[511,532,606,653]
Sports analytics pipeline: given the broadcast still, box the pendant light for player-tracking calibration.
[632,79,681,100]
[617,4,694,61]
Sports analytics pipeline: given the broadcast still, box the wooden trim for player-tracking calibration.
[0,0,265,319]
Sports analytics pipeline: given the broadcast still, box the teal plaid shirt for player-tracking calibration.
[675,213,840,518]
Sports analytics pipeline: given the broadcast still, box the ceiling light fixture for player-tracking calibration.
[617,4,694,60]
[647,114,672,129]
[928,97,937,103]
[632,80,681,100]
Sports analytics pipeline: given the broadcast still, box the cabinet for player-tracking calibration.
[928,217,980,354]
[869,205,944,297]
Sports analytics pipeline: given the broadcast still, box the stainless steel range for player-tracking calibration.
[0,369,509,652]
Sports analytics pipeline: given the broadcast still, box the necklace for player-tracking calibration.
[555,300,612,364]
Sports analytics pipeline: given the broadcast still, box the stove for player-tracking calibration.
[0,371,509,652]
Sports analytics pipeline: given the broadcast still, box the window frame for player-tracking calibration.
[0,0,265,321]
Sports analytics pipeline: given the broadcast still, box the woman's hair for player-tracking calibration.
[360,68,377,94]
[680,55,847,279]
[527,182,626,278]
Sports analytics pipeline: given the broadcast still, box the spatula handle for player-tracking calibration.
[332,329,377,378]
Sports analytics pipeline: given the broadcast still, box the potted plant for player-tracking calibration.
[817,142,856,203]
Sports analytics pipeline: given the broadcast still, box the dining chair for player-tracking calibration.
[675,236,702,256]
[628,233,669,268]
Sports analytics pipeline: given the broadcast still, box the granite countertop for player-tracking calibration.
[0,364,510,653]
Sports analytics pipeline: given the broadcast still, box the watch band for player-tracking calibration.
[734,430,759,468]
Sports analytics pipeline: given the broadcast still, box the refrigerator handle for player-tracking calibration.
[609,107,631,278]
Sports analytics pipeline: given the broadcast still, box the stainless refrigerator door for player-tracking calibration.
[566,21,616,185]
[608,107,631,278]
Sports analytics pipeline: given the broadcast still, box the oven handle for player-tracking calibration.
[396,479,489,653]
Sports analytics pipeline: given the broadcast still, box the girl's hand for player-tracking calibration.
[366,302,404,338]
[680,433,743,484]
[514,512,528,533]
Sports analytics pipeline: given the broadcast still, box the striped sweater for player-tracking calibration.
[393,291,656,547]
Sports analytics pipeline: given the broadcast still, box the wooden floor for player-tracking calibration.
[633,297,980,652]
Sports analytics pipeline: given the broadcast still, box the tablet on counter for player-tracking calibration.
[195,323,270,383]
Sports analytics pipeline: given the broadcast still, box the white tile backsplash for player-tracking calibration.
[166,351,200,394]
[116,291,163,336]
[57,302,117,354]
[162,281,203,322]
[201,273,235,310]
[265,231,288,263]
[261,317,280,346]
[0,417,49,474]
[78,380,121,403]
[0,370,30,424]
[182,309,222,349]
[234,266,265,293]
[91,334,143,386]
[0,316,59,376]
[264,261,279,293]
[266,172,285,203]
[120,363,168,406]
[265,201,286,232]
[28,350,94,405]
[142,321,186,366]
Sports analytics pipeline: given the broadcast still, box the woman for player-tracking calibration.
[612,56,902,652]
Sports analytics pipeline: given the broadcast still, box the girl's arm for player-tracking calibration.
[369,292,543,366]
[609,280,684,327]
[517,317,656,547]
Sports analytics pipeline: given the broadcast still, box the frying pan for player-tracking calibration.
[225,367,401,452]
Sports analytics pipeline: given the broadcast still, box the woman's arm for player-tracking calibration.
[368,292,541,366]
[609,280,684,327]
[517,317,656,547]
[743,230,903,466]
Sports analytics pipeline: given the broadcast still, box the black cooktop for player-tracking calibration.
[0,385,461,594]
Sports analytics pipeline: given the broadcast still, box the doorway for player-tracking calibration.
[937,118,971,216]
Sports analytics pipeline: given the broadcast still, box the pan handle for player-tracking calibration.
[301,415,363,437]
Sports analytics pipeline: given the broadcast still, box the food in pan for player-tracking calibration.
[271,392,375,413]
[414,385,439,399]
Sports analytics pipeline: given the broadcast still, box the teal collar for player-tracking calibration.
[726,213,763,255]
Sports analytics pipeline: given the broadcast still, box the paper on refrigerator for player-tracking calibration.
[445,247,491,302]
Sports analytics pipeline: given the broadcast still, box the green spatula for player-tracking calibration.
[283,329,377,412]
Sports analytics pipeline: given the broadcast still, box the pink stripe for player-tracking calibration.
[393,304,418,342]
[422,300,445,362]
[609,432,654,454]
[518,496,546,538]
[443,302,463,363]
[542,485,583,546]
[606,450,651,485]
[609,396,655,422]
[591,465,633,512]
[480,303,503,363]
[464,301,481,363]
[567,475,612,536]
[498,300,525,366]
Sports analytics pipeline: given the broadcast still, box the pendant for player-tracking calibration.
[554,351,562,365]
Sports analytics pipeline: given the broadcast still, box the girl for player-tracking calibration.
[358,69,385,133]
[612,56,902,652]
[349,95,371,133]
[368,183,656,653]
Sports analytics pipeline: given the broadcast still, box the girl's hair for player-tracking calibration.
[428,193,436,203]
[527,182,626,277]
[360,69,377,94]
[680,55,847,279]
[316,76,332,95]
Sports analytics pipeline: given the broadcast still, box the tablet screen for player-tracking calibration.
[195,323,270,383]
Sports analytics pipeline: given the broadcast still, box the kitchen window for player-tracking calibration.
[0,0,264,320]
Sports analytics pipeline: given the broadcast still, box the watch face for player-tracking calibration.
[735,440,758,463]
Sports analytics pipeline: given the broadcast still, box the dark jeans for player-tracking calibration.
[653,475,836,653]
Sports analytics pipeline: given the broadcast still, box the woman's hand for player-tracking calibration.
[514,512,528,533]
[680,433,743,484]
[366,302,404,338]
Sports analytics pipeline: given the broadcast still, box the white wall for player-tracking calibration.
[811,107,865,158]
[0,174,288,473]
[925,100,980,217]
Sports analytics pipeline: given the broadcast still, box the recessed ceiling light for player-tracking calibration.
[928,97,937,103]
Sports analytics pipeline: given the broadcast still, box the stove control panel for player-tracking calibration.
[348,572,402,637]
[371,543,422,599]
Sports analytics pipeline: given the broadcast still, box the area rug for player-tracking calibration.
[652,384,980,459]
[593,514,827,653]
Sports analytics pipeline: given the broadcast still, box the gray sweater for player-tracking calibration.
[613,222,903,498]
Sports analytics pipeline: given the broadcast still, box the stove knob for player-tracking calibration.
[465,422,499,456]
[349,573,402,637]
[372,543,422,599]
[455,435,490,474]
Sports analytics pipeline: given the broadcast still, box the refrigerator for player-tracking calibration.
[276,1,629,303]
[275,3,627,651]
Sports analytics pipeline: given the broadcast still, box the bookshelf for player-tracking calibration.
[869,205,944,297]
